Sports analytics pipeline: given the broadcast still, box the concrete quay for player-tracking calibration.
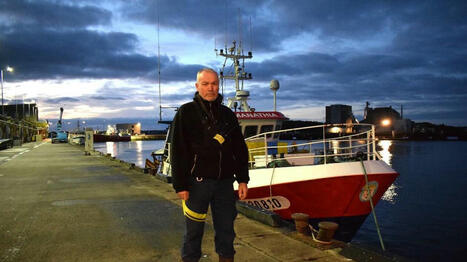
[0,142,406,262]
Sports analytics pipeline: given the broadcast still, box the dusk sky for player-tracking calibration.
[1,0,466,129]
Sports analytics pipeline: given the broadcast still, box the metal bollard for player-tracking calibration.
[291,213,310,235]
[317,221,339,242]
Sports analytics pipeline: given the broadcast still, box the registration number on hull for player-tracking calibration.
[241,196,291,211]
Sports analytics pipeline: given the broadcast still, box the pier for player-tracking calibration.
[0,141,403,261]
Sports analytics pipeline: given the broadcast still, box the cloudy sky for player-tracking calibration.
[1,0,466,129]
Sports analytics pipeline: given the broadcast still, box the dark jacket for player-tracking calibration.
[170,93,249,193]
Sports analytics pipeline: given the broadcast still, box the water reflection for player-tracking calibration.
[381,183,397,203]
[106,142,116,156]
[331,140,340,155]
[377,140,398,203]
[135,141,143,167]
[94,140,165,168]
[378,140,392,165]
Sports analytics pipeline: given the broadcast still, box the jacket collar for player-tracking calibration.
[193,92,223,106]
[194,92,223,123]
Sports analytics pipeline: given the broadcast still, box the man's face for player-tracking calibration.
[196,71,219,102]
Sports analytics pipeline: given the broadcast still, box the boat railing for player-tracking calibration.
[245,123,381,168]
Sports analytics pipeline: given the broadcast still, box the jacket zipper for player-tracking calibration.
[209,102,214,122]
[217,151,222,179]
[210,101,222,179]
[191,154,198,174]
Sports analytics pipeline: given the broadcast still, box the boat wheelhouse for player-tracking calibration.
[235,111,287,138]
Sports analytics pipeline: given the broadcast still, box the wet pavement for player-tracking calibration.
[0,141,404,262]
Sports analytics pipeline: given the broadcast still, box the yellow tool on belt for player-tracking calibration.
[213,134,225,144]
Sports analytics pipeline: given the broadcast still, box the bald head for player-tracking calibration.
[196,68,218,82]
[196,68,219,101]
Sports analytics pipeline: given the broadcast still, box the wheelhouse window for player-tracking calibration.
[244,125,258,138]
[260,125,274,138]
[274,124,282,138]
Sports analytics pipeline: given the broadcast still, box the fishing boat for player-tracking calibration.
[93,134,131,143]
[151,40,399,242]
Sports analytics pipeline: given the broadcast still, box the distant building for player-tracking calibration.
[363,102,401,124]
[1,103,39,121]
[325,104,355,124]
[1,103,44,142]
[116,123,141,135]
[393,119,413,137]
[362,102,412,137]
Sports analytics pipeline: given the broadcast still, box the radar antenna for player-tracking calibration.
[216,40,253,112]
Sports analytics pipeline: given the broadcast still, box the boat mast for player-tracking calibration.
[216,40,253,112]
[156,5,177,124]
[157,14,162,122]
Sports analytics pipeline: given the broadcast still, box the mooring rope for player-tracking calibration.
[360,158,386,251]
[269,162,276,201]
[308,225,333,245]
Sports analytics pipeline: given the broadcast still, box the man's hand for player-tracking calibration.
[177,191,189,200]
[238,183,248,200]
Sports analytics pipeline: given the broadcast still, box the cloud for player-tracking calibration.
[120,0,277,51]
[0,26,145,79]
[44,97,80,104]
[0,25,206,82]
[0,0,112,28]
[1,0,467,126]
[230,45,467,126]
[0,0,206,82]
[89,96,125,101]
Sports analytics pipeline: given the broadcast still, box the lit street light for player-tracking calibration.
[1,66,14,115]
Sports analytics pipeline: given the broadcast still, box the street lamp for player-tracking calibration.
[1,66,14,115]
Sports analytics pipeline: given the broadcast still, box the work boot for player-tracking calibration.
[219,256,234,262]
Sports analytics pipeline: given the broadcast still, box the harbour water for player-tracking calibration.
[94,140,165,168]
[94,140,467,261]
[352,140,467,261]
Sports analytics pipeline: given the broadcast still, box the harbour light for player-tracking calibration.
[381,119,391,126]
[329,127,342,133]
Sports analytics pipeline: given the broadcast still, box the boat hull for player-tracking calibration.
[235,160,398,242]
[93,134,131,143]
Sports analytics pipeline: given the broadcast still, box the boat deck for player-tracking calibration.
[0,141,406,261]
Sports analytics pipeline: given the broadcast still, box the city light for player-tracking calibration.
[381,119,391,126]
[329,126,342,133]
[1,66,15,115]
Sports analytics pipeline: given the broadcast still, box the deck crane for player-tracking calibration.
[52,107,68,143]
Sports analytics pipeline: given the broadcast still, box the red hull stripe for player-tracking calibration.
[246,161,396,188]
[240,172,398,220]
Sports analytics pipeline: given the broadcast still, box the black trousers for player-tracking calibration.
[181,177,237,260]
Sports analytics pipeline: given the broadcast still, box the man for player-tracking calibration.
[170,68,249,262]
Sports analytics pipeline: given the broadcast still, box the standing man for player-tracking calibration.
[170,68,249,262]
